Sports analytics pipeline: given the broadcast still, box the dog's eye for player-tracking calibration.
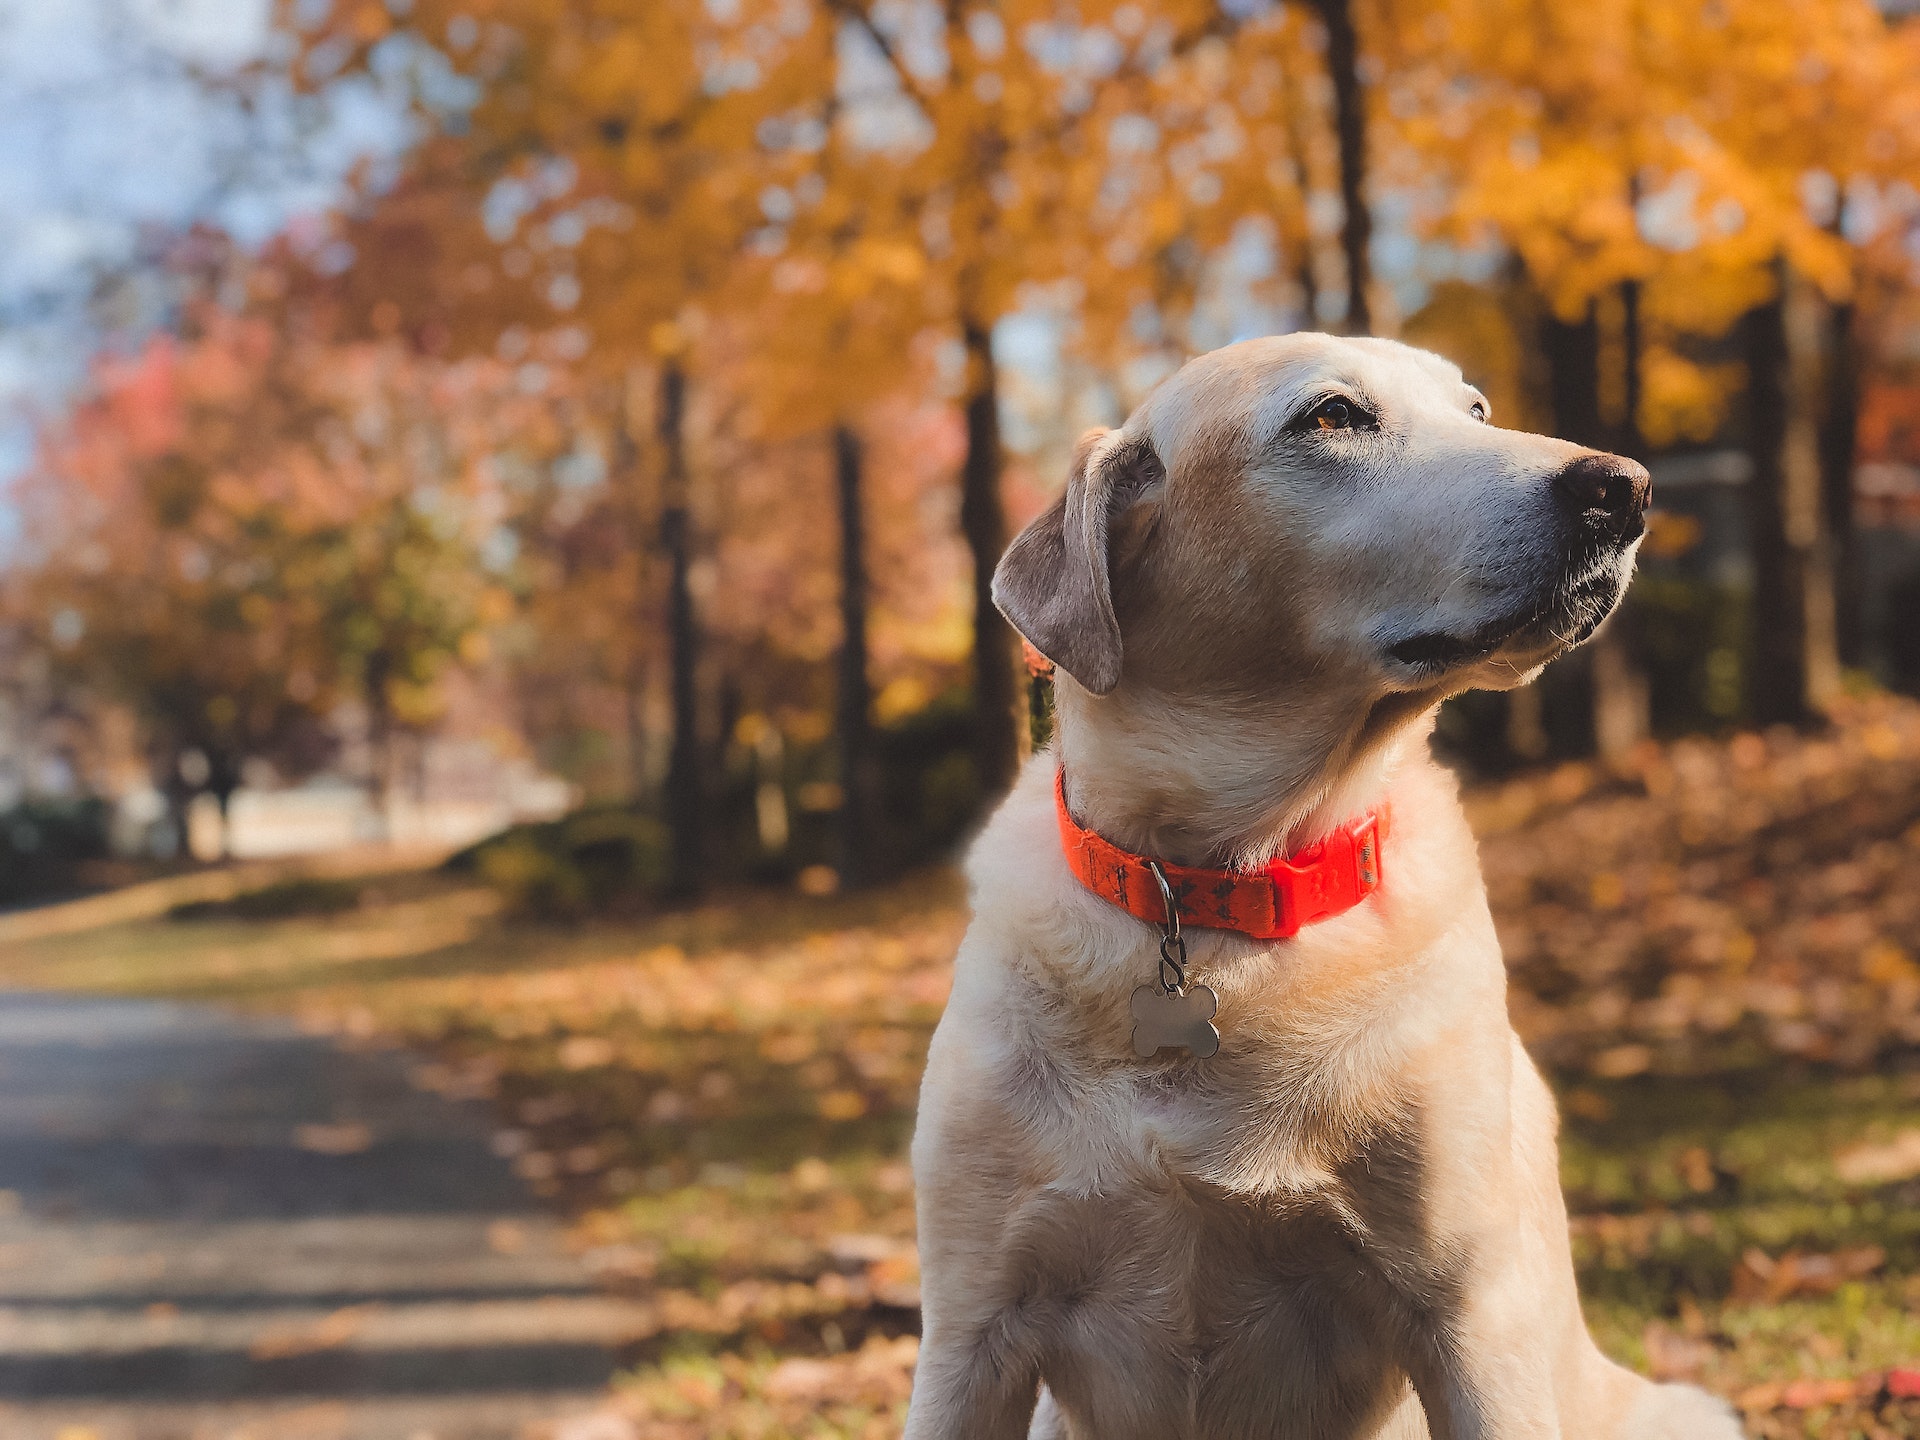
[1305,396,1370,432]
[1469,401,1489,423]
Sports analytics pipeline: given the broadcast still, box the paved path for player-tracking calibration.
[0,993,646,1440]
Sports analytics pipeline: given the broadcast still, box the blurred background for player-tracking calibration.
[4,0,1920,1437]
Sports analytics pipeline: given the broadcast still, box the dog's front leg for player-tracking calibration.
[1404,1252,1564,1440]
[902,1313,1042,1440]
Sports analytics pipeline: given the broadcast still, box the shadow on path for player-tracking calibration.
[0,992,643,1440]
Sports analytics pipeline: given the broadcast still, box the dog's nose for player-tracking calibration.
[1551,453,1651,528]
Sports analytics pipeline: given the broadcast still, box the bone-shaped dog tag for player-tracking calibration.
[1130,983,1221,1058]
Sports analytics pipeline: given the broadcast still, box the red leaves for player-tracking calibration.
[1888,1368,1920,1399]
[1737,1368,1920,1415]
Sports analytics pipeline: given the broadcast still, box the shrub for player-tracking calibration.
[450,806,673,919]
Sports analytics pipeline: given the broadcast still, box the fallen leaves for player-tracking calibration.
[291,1121,373,1155]
[1736,1374,1871,1412]
[1481,695,1920,1076]
[24,711,1920,1434]
[248,1303,382,1360]
[604,1334,917,1438]
[761,1334,918,1402]
[560,1035,618,1071]
[1730,1246,1886,1304]
[1833,1128,1920,1185]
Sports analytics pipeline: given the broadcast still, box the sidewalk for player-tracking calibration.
[0,992,646,1440]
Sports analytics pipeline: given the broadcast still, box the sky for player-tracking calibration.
[0,0,409,509]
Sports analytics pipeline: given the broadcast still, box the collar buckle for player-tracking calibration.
[1266,813,1385,933]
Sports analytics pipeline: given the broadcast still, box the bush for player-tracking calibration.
[449,806,673,919]
[170,876,367,921]
[0,798,110,908]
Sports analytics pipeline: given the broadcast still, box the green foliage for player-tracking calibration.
[1630,579,1753,734]
[451,806,674,919]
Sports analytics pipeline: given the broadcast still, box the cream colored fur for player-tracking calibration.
[904,335,1742,1439]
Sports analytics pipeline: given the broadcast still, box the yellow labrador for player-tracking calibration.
[905,335,1740,1440]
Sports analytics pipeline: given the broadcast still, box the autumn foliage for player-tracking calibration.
[7,0,1920,884]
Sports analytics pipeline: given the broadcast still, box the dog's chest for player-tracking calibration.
[1011,1177,1411,1440]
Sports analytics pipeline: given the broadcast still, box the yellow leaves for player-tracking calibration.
[1640,511,1702,562]
[1638,348,1742,450]
[1406,0,1917,326]
[849,240,925,292]
[1861,941,1917,986]
[1643,259,1774,340]
[649,321,687,359]
[1401,281,1536,429]
[817,1090,867,1120]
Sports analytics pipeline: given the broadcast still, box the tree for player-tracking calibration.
[17,308,338,832]
[832,424,876,884]
[1313,0,1374,333]
[1393,0,1920,733]
[788,0,1282,792]
[12,260,513,845]
[286,0,827,885]
[1741,265,1842,723]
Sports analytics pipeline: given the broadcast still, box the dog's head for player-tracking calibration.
[995,333,1648,711]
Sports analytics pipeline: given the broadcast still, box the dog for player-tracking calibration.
[904,334,1742,1439]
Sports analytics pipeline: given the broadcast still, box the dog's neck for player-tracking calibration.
[1052,680,1433,870]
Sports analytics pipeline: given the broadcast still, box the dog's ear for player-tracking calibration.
[992,427,1165,696]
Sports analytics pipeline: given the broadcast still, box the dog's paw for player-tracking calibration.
[1130,984,1220,1058]
[1625,1381,1742,1439]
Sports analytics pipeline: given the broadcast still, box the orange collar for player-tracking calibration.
[1055,770,1386,942]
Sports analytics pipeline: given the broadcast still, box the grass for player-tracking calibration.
[7,705,1920,1437]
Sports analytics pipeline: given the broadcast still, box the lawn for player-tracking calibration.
[6,697,1920,1439]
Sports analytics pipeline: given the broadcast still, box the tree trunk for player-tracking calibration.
[833,423,877,888]
[363,648,394,839]
[1742,262,1840,724]
[615,369,650,802]
[1277,50,1325,325]
[959,319,1018,798]
[1620,278,1643,449]
[658,361,704,896]
[1543,301,1602,446]
[1590,278,1650,761]
[1539,297,1650,760]
[1589,616,1650,761]
[1785,272,1842,712]
[1315,0,1371,335]
[210,753,242,860]
[1819,296,1861,665]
